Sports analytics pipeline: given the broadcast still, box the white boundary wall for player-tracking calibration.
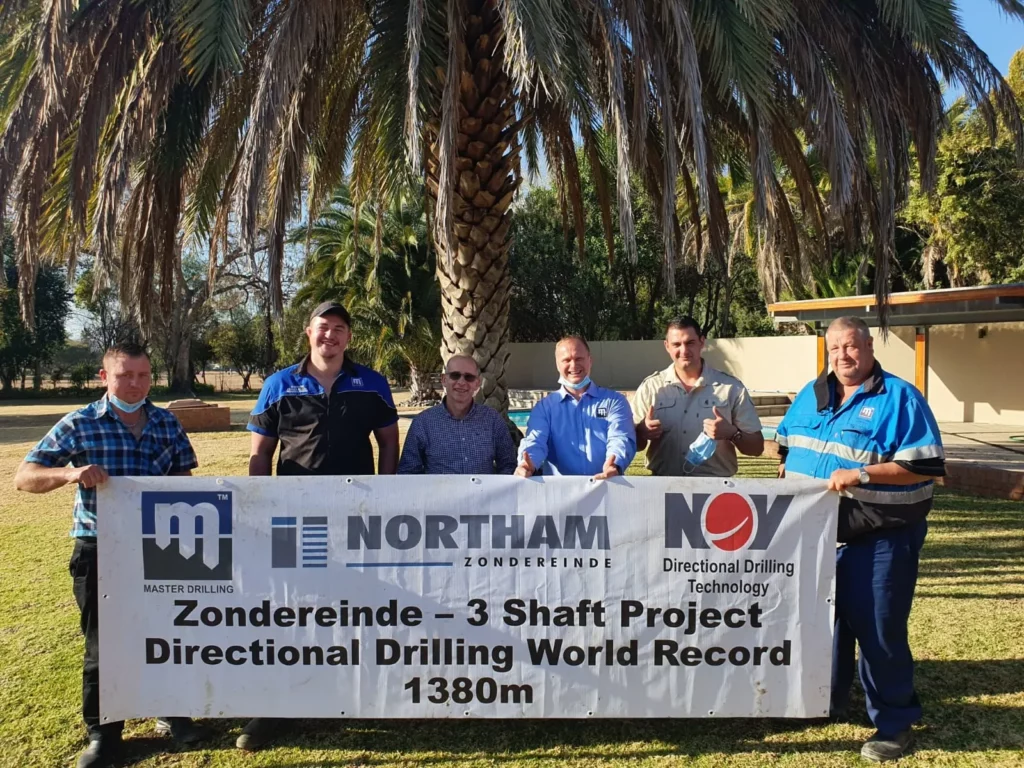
[505,322,1024,425]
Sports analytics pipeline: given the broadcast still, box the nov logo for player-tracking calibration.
[141,492,232,580]
[664,492,793,552]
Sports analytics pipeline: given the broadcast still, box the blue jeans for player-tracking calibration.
[832,520,927,735]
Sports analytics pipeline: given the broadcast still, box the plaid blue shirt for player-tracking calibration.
[398,400,517,475]
[24,396,198,537]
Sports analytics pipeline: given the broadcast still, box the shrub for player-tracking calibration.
[69,363,97,391]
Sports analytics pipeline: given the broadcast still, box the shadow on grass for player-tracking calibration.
[0,411,79,445]
[217,719,864,766]
[917,492,1024,599]
[108,658,1024,766]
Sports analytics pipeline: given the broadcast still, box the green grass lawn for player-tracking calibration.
[1,402,1022,767]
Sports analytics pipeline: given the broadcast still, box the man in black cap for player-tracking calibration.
[238,301,399,749]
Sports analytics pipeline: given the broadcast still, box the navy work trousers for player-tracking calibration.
[832,519,927,736]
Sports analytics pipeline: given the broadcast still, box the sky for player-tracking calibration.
[959,2,1024,74]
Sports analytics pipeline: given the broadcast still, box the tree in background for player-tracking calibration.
[903,48,1024,287]
[210,311,265,391]
[75,265,142,353]
[292,187,442,402]
[3,0,1022,412]
[0,264,70,391]
[510,154,777,341]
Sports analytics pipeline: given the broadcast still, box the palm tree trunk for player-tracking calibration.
[426,1,518,414]
[407,362,439,404]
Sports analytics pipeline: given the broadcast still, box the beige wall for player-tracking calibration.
[924,322,1024,424]
[506,322,1024,425]
[506,337,817,392]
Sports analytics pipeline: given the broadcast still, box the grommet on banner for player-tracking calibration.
[345,477,353,484]
[708,710,715,716]
[587,710,594,716]
[216,478,224,486]
[470,477,481,484]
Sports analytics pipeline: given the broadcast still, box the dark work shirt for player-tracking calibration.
[248,356,397,475]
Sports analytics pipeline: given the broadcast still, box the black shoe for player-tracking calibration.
[235,718,279,751]
[861,729,914,762]
[77,738,120,768]
[154,717,208,744]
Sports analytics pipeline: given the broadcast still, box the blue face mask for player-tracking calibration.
[559,375,592,391]
[108,393,146,413]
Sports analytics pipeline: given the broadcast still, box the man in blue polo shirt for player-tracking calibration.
[238,301,399,750]
[247,301,399,477]
[14,342,205,768]
[776,316,944,763]
[515,336,636,478]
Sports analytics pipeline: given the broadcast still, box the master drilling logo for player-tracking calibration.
[141,491,233,579]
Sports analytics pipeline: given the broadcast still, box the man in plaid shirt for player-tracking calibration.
[14,342,206,768]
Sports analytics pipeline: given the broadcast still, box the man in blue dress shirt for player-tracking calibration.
[398,355,517,474]
[515,337,636,478]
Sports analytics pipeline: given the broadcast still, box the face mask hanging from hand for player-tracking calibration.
[108,394,146,413]
[682,432,717,474]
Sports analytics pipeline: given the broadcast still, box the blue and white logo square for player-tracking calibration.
[141,492,232,580]
[271,516,329,569]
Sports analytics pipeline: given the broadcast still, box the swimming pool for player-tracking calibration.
[508,409,530,428]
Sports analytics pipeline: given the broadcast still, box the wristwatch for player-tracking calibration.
[729,428,743,444]
[857,468,871,485]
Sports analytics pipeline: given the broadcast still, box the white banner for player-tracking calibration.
[97,476,837,721]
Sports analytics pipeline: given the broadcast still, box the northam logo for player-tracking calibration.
[665,492,793,552]
[142,492,233,580]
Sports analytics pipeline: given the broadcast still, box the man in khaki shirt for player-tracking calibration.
[631,316,764,476]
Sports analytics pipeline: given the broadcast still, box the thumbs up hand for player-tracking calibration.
[642,405,664,441]
[515,451,537,478]
[703,406,737,441]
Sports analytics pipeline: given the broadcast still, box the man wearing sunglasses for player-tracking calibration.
[515,336,636,478]
[398,355,517,475]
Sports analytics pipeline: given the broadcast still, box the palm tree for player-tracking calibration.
[291,186,442,403]
[1,0,1023,410]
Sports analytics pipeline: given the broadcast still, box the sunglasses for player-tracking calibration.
[445,371,479,383]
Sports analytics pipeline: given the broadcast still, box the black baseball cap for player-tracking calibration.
[309,301,352,326]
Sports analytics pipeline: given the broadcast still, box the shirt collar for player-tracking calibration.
[557,381,600,400]
[814,361,886,411]
[441,396,477,420]
[297,354,358,382]
[662,359,713,389]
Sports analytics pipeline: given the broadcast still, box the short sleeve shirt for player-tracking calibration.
[630,362,762,477]
[248,356,398,475]
[775,363,944,541]
[23,396,199,537]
